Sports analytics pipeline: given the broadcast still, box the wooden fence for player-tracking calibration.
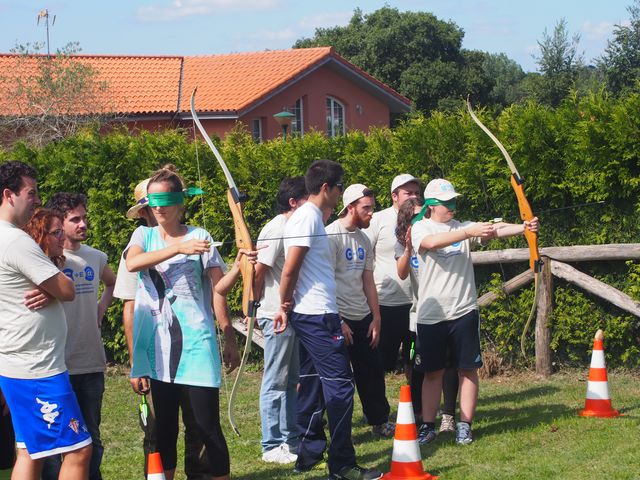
[233,243,640,377]
[473,243,640,376]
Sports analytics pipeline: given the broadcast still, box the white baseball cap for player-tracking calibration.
[423,179,461,201]
[391,174,420,194]
[338,184,371,217]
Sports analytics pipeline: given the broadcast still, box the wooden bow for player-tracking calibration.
[190,87,259,435]
[467,98,543,357]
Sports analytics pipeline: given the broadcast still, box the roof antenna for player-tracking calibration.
[37,9,56,57]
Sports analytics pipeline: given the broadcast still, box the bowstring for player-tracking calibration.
[473,125,523,362]
[192,123,233,408]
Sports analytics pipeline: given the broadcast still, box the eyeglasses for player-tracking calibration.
[334,182,344,193]
[48,229,64,239]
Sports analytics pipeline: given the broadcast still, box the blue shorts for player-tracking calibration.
[0,372,92,459]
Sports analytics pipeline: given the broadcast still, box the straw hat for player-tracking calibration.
[126,178,151,219]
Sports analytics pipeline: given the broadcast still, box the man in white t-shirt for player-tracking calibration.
[364,173,421,378]
[274,160,381,480]
[327,184,393,438]
[254,176,307,464]
[43,192,116,480]
[0,160,92,479]
[113,177,211,479]
[411,179,538,445]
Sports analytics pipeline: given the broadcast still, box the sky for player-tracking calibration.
[0,0,634,72]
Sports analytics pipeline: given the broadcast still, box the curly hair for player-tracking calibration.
[24,208,65,268]
[395,197,425,247]
[45,192,87,218]
[0,161,37,205]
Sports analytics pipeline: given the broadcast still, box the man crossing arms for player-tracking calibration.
[0,161,92,480]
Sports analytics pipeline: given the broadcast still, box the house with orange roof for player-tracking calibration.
[0,47,411,142]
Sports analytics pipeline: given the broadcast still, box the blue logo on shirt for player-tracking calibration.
[411,256,419,269]
[63,268,74,281]
[452,241,461,247]
[345,247,353,261]
[84,266,95,281]
[357,246,365,260]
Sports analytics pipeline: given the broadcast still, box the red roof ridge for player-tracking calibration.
[184,46,333,60]
[0,53,183,60]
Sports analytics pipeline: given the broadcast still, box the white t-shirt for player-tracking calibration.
[256,214,287,319]
[284,202,338,315]
[0,220,68,379]
[113,253,137,301]
[394,242,421,332]
[326,220,373,321]
[364,206,412,306]
[61,244,108,375]
[411,218,480,325]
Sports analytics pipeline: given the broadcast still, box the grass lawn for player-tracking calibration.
[100,367,639,480]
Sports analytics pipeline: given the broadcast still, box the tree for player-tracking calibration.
[599,0,640,94]
[0,42,116,147]
[532,18,583,106]
[295,7,479,112]
[481,53,527,107]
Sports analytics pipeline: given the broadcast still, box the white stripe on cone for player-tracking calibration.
[396,401,415,425]
[586,381,611,400]
[148,474,165,480]
[391,439,422,462]
[589,350,605,368]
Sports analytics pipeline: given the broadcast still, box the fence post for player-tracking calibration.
[535,257,553,377]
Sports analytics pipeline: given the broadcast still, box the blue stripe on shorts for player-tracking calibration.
[0,372,92,459]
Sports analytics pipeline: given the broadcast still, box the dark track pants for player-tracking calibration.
[344,314,390,426]
[291,312,356,475]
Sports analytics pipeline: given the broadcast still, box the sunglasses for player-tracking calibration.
[48,229,64,239]
[333,182,344,193]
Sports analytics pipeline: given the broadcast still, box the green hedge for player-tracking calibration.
[2,89,639,368]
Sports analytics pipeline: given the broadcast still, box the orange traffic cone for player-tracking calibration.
[383,385,437,480]
[579,329,619,418]
[147,452,166,480]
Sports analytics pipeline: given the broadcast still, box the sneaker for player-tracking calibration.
[371,422,395,438]
[282,442,298,455]
[417,424,437,444]
[328,464,383,480]
[262,444,297,464]
[293,456,323,473]
[456,422,473,445]
[439,414,455,433]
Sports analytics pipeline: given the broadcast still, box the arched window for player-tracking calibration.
[326,96,345,137]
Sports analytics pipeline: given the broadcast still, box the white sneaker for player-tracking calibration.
[439,414,455,433]
[281,442,298,455]
[262,444,298,464]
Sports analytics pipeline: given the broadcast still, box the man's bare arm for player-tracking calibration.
[273,246,308,333]
[122,300,134,364]
[98,265,116,326]
[39,272,75,301]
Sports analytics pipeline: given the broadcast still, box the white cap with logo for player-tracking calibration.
[338,183,370,217]
[390,173,420,194]
[423,179,461,201]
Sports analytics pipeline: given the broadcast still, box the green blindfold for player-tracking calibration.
[411,198,457,225]
[147,187,206,207]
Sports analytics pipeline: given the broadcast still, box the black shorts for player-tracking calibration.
[414,310,482,373]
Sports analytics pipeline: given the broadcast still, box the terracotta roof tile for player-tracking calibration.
[0,48,410,117]
[181,47,332,113]
[0,54,182,115]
